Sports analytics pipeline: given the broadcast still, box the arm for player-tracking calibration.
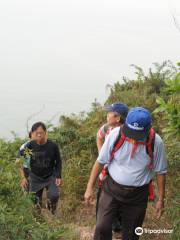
[20,167,28,188]
[153,135,167,219]
[54,144,62,186]
[157,174,166,201]
[17,141,31,188]
[155,173,166,219]
[85,128,118,204]
[84,161,103,204]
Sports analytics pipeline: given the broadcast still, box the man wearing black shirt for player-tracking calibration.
[20,122,62,214]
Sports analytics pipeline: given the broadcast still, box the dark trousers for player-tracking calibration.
[94,175,148,240]
[35,181,60,207]
[96,187,122,232]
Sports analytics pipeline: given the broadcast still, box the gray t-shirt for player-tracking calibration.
[97,127,167,187]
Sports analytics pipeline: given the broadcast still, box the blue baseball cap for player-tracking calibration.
[105,102,129,119]
[122,107,152,140]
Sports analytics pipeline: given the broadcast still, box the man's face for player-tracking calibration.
[107,112,121,126]
[35,126,46,143]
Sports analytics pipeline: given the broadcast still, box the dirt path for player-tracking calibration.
[41,194,171,240]
[72,200,122,240]
[72,201,171,240]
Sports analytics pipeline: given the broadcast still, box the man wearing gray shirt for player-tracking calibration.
[84,107,167,240]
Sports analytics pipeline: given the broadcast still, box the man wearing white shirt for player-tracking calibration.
[84,107,167,240]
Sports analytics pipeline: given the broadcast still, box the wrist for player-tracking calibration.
[87,182,93,190]
[158,198,164,202]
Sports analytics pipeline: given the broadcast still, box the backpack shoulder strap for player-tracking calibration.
[146,128,156,169]
[110,128,125,161]
[110,127,156,166]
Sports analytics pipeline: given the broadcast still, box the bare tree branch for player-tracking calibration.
[48,111,61,124]
[171,12,180,33]
[168,0,180,33]
[26,104,46,134]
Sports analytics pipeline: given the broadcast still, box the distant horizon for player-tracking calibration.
[0,0,179,139]
[0,81,108,140]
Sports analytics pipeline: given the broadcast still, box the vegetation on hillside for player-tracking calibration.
[0,61,179,239]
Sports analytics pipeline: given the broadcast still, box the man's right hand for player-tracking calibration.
[84,187,93,205]
[21,178,28,188]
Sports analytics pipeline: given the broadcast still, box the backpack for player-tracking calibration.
[98,128,156,201]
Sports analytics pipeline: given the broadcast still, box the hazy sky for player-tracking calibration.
[0,0,179,138]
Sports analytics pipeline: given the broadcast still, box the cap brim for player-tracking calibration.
[105,105,114,112]
[122,124,149,141]
[105,105,122,115]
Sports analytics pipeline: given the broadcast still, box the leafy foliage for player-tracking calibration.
[154,63,180,138]
[0,139,77,239]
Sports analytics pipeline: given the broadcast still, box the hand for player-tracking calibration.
[15,158,21,166]
[21,178,28,188]
[155,200,164,219]
[84,187,93,205]
[55,178,63,186]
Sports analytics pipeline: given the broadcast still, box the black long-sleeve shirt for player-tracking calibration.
[20,139,62,179]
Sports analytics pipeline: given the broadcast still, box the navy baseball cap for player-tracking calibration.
[105,102,129,119]
[122,107,152,140]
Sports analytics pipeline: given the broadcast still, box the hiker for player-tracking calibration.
[97,102,128,152]
[96,102,129,235]
[85,107,167,240]
[20,122,62,214]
